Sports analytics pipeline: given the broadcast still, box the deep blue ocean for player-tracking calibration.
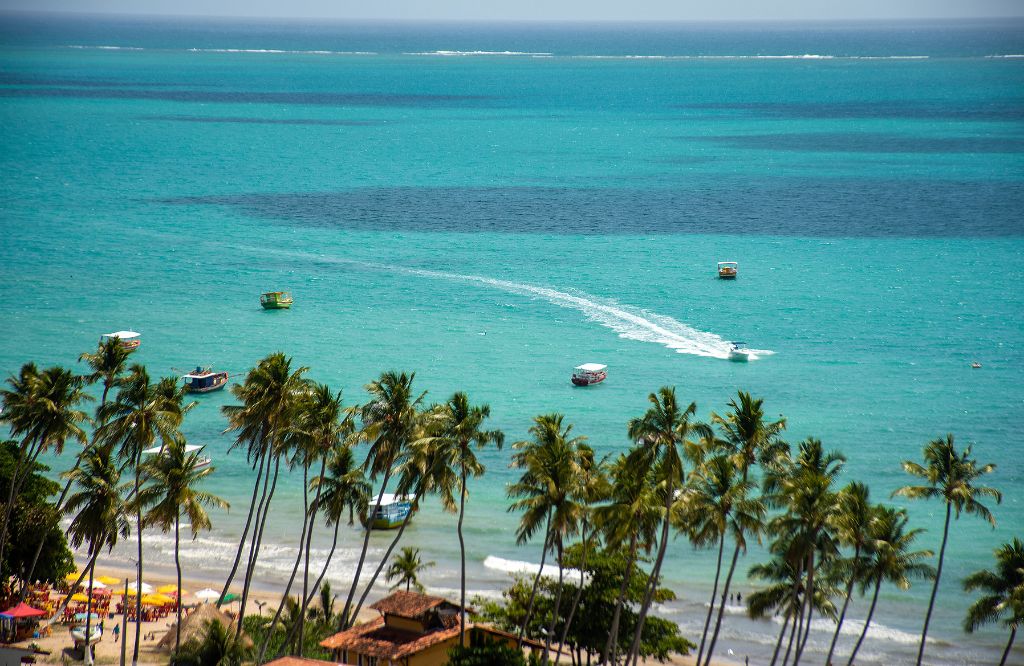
[1,12,1022,664]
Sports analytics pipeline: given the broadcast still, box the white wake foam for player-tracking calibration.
[483,555,585,582]
[394,265,772,360]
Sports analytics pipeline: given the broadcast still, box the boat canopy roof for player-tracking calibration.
[143,444,204,455]
[183,368,222,379]
[262,291,290,296]
[102,330,140,339]
[574,363,607,372]
[372,493,416,507]
[717,261,738,267]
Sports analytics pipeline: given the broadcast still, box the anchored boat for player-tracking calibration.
[571,363,607,386]
[100,330,141,350]
[182,367,229,393]
[260,291,293,309]
[718,262,738,279]
[366,493,415,530]
[143,443,211,469]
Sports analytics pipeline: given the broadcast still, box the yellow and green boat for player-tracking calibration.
[260,291,293,309]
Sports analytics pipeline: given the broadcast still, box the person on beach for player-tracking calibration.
[113,624,119,642]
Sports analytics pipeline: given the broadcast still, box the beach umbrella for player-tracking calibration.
[127,581,153,594]
[193,588,220,602]
[141,593,175,606]
[157,584,181,595]
[0,602,47,619]
[70,593,89,603]
[96,575,122,586]
[219,593,238,604]
[64,572,81,584]
[86,580,106,590]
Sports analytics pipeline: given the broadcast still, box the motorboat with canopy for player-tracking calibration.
[571,363,607,386]
[100,330,140,350]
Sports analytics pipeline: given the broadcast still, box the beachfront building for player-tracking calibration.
[320,591,542,666]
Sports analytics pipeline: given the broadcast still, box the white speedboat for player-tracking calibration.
[728,342,751,362]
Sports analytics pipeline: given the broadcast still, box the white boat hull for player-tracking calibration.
[728,349,751,362]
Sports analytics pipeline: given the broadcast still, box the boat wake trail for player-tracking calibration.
[391,265,772,360]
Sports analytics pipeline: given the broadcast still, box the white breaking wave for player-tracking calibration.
[403,50,553,57]
[986,54,1024,58]
[483,555,586,582]
[63,45,375,55]
[392,264,773,360]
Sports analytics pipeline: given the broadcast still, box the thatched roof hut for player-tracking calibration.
[155,604,251,651]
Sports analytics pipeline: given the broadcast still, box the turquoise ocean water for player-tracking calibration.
[2,13,1023,664]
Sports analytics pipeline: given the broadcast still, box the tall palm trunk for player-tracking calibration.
[218,449,267,607]
[556,525,590,664]
[782,604,800,666]
[0,438,40,564]
[457,463,468,644]
[84,555,96,666]
[915,503,951,666]
[351,492,418,621]
[543,537,566,663]
[697,534,727,665]
[174,513,183,654]
[298,457,327,655]
[518,510,553,648]
[826,543,862,666]
[603,533,639,665]
[277,517,343,661]
[846,576,881,666]
[24,383,116,593]
[793,550,815,666]
[47,553,99,625]
[132,459,142,666]
[627,481,674,666]
[342,469,392,629]
[256,462,306,665]
[237,455,280,636]
[769,612,791,666]
[120,576,128,666]
[704,536,741,666]
[999,625,1017,666]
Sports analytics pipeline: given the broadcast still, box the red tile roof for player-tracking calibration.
[320,616,461,659]
[264,657,339,666]
[368,591,447,618]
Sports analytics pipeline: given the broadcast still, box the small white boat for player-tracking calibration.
[143,443,211,469]
[100,330,141,350]
[182,366,229,393]
[728,342,752,362]
[70,626,102,644]
[718,262,738,279]
[572,363,607,386]
[366,493,415,530]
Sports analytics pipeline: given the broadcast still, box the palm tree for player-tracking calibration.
[893,434,1001,666]
[846,506,934,666]
[340,371,424,629]
[683,454,763,666]
[624,388,711,666]
[221,353,309,635]
[258,383,350,663]
[99,365,190,666]
[0,365,90,569]
[761,438,844,666]
[421,392,504,642]
[64,441,130,666]
[23,340,130,590]
[136,436,227,655]
[825,482,873,666]
[594,449,661,665]
[172,619,249,666]
[963,537,1024,666]
[386,547,435,592]
[507,413,589,653]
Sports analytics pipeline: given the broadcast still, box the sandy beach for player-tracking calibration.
[11,562,737,666]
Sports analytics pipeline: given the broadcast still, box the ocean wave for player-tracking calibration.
[63,45,375,55]
[395,265,772,360]
[483,555,585,581]
[985,54,1024,58]
[66,45,145,51]
[403,50,553,57]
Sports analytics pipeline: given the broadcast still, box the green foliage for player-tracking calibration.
[475,544,693,663]
[171,619,249,666]
[241,599,333,661]
[448,629,527,666]
[0,441,74,582]
[386,546,434,592]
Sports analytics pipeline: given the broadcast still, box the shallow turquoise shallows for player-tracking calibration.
[2,14,1022,664]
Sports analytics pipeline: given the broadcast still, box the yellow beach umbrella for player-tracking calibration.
[156,584,181,595]
[96,575,122,586]
[64,572,81,583]
[141,593,175,606]
[70,593,89,602]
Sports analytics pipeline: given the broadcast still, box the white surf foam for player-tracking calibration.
[483,555,585,582]
[403,50,552,57]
